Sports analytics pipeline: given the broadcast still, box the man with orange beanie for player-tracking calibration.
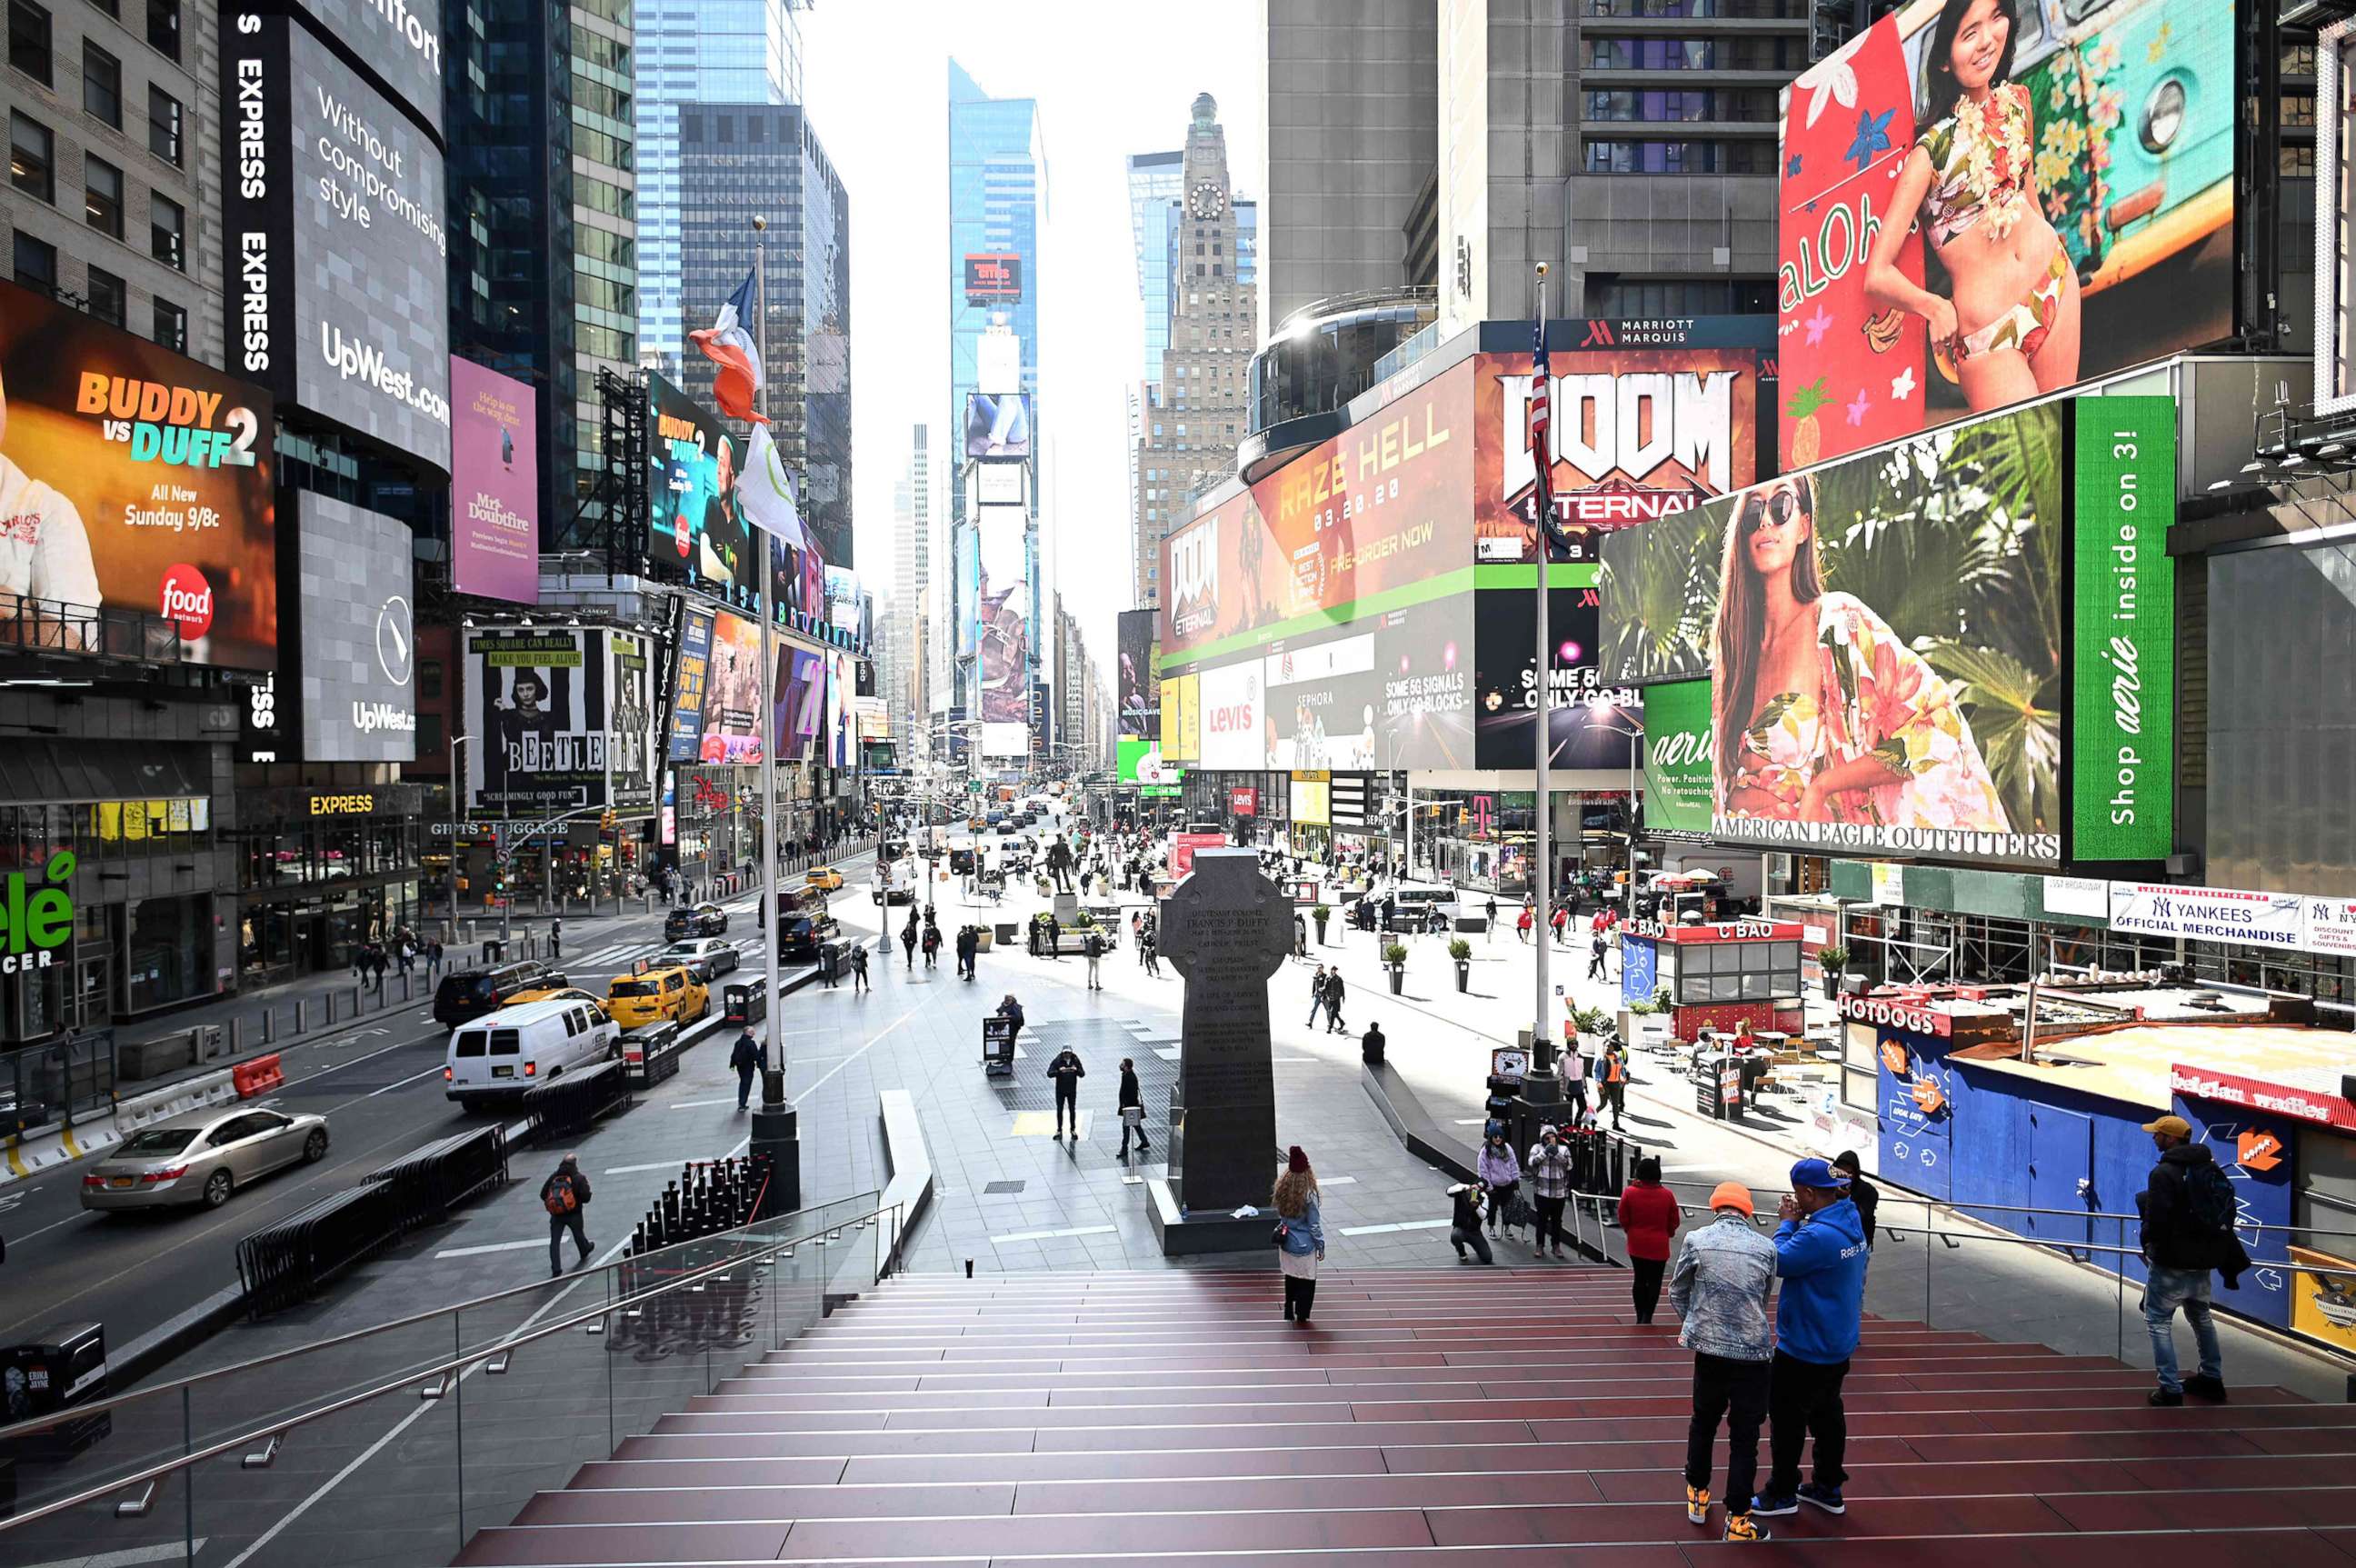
[1668,1181,1777,1543]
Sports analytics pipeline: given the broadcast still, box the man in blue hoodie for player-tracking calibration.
[1752,1157,1868,1520]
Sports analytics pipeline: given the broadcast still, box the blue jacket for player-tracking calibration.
[1772,1197,1868,1364]
[1278,1194,1324,1257]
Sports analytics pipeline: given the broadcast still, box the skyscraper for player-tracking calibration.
[886,424,932,754]
[634,0,804,371]
[1127,151,1183,385]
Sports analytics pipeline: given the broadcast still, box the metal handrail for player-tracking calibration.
[0,1198,903,1538]
[1632,1175,2356,1243]
[0,1186,883,1443]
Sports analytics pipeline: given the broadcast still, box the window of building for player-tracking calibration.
[9,0,50,83]
[13,230,55,293]
[82,40,120,125]
[1582,138,1772,175]
[150,295,184,352]
[150,190,182,269]
[147,84,180,164]
[86,265,125,327]
[10,109,52,202]
[85,155,123,237]
[145,0,176,58]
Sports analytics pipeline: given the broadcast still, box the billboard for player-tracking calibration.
[1117,607,1159,739]
[1162,358,1475,659]
[222,9,451,468]
[963,393,1032,461]
[976,464,1026,505]
[1472,334,1768,565]
[2319,18,2356,415]
[449,359,538,604]
[2072,396,2174,861]
[0,279,277,668]
[963,253,1023,304]
[1161,672,1198,763]
[784,648,824,760]
[1115,737,1183,784]
[977,504,1029,755]
[292,0,445,137]
[464,627,633,814]
[1775,0,2233,469]
[1640,680,1715,837]
[648,372,754,601]
[665,606,714,762]
[1598,402,2066,866]
[1196,660,1263,771]
[605,630,658,809]
[695,609,765,764]
[1470,584,1640,772]
[294,494,414,762]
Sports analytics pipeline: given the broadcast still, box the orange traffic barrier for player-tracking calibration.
[235,1054,285,1098]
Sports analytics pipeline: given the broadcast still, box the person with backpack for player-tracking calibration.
[2136,1114,2244,1405]
[1752,1158,1869,1520]
[1083,925,1105,990]
[850,941,871,994]
[900,917,918,973]
[541,1154,594,1278]
[1475,1124,1522,1243]
[1046,1044,1085,1140]
[730,1028,764,1110]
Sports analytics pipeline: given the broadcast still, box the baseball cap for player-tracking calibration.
[2141,1114,2194,1138]
[1790,1157,1851,1191]
[1708,1181,1754,1216]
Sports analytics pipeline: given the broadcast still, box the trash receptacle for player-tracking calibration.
[723,983,766,1027]
[994,922,1019,947]
[0,1323,112,1459]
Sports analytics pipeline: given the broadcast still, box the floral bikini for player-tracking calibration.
[1918,84,2068,362]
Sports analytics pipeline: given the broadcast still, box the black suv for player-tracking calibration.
[432,960,556,1028]
[664,903,729,941]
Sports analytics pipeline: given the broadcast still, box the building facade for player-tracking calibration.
[884,424,933,760]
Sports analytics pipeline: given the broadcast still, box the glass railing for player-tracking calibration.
[0,1189,901,1567]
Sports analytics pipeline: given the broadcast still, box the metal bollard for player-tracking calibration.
[295,998,307,1034]
[349,985,363,1018]
[231,1015,245,1054]
[262,1008,275,1045]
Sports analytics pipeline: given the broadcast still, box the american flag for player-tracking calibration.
[1528,315,1555,551]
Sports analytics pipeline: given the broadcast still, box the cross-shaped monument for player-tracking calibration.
[1155,847,1293,1213]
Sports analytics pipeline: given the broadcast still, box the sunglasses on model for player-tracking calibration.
[1742,489,1806,533]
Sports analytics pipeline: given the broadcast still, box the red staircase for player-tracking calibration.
[455,1267,2356,1565]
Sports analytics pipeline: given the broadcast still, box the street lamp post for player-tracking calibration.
[446,734,475,940]
[1532,264,1556,1081]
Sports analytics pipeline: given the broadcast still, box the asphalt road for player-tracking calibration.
[0,846,877,1364]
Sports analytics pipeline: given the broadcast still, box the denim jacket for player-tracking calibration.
[1278,1194,1324,1257]
[1668,1212,1776,1362]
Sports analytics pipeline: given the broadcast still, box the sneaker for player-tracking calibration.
[1723,1514,1770,1543]
[2148,1387,2184,1406]
[1749,1493,1799,1518]
[1796,1483,1844,1515]
[1685,1484,1711,1525]
[2182,1373,2229,1403]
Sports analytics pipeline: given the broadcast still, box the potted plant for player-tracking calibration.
[1383,942,1409,994]
[1817,944,1851,1001]
[1448,936,1472,992]
[1313,903,1331,944]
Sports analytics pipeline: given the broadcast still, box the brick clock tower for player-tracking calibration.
[1133,94,1257,608]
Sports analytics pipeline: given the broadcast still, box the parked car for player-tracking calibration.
[445,997,619,1112]
[604,964,710,1030]
[804,864,845,893]
[778,912,836,963]
[661,937,740,982]
[1390,885,1463,929]
[80,1106,329,1212]
[433,960,555,1028]
[664,903,729,940]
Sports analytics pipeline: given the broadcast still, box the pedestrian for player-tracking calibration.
[1360,1020,1385,1066]
[1552,903,1571,945]
[369,947,389,994]
[1131,911,1143,959]
[1083,925,1104,990]
[1323,968,1346,1034]
[956,924,979,981]
[1305,965,1328,1028]
[1117,1056,1151,1157]
[730,1027,764,1109]
[1598,1043,1629,1130]
[1516,904,1533,944]
[2135,1114,2245,1405]
[1752,1158,1870,1519]
[1475,1124,1522,1241]
[851,942,870,994]
[1044,912,1061,959]
[1046,1043,1085,1139]
[1526,1124,1575,1259]
[1829,1152,1878,1248]
[1272,1146,1326,1323]
[995,992,1025,1053]
[550,918,563,961]
[1141,930,1161,977]
[540,1154,593,1278]
[1448,1182,1494,1263]
[1616,1155,1683,1323]
[922,924,941,969]
[1672,1182,1778,1543]
[426,937,444,978]
[1293,912,1308,959]
[1484,896,1498,936]
[901,919,917,973]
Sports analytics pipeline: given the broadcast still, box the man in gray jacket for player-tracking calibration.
[1669,1181,1778,1543]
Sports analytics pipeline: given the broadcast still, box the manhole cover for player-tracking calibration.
[983,1180,1026,1194]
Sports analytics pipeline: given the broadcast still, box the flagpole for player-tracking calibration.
[750,215,795,1210]
[1532,263,1556,1083]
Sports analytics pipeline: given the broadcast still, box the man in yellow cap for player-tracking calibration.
[1669,1180,1778,1542]
[2135,1114,2239,1406]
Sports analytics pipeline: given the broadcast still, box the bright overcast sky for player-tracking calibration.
[803,1,1264,683]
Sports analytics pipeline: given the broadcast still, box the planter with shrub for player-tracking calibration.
[1448,937,1472,992]
[1383,943,1409,994]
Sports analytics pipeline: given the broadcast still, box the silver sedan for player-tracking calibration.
[79,1105,330,1212]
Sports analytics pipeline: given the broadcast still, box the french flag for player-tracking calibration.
[690,268,767,424]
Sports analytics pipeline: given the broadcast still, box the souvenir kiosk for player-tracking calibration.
[1619,916,1809,1042]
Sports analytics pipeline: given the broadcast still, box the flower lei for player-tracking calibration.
[1953,85,2030,241]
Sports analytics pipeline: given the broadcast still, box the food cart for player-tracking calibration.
[1618,916,1808,1044]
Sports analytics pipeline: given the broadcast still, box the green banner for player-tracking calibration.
[1640,679,1714,836]
[2071,396,2175,862]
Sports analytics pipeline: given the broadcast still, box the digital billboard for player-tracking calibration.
[963,253,1023,304]
[2071,395,2174,861]
[1640,680,1714,838]
[1599,402,2066,866]
[449,358,538,604]
[977,504,1029,755]
[294,494,414,763]
[2315,17,2356,415]
[784,648,824,760]
[1775,0,2233,469]
[293,0,445,137]
[1472,332,1768,565]
[1471,584,1640,772]
[1161,672,1198,763]
[696,609,765,764]
[464,627,633,814]
[605,630,657,809]
[665,606,714,762]
[222,9,452,468]
[0,279,277,669]
[1161,358,1475,659]
[648,372,754,601]
[1117,607,1159,740]
[963,393,1032,461]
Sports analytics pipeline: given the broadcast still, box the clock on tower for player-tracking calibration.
[1188,181,1226,220]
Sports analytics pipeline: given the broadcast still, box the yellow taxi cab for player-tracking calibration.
[507,984,603,1008]
[604,964,709,1030]
[804,864,845,893]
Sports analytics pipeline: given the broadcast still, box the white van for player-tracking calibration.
[444,998,618,1112]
